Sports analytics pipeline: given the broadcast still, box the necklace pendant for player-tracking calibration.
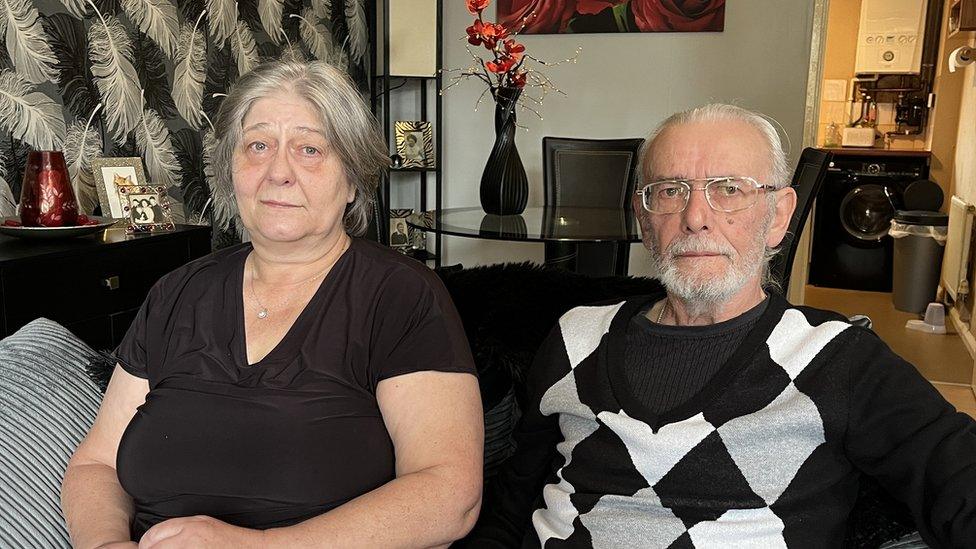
[257,308,269,320]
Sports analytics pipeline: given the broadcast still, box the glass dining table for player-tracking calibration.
[408,206,642,274]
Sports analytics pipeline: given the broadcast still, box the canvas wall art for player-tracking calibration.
[498,0,726,34]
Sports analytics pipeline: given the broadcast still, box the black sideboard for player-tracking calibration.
[0,225,212,350]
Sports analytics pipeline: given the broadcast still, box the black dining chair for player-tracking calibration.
[542,136,645,276]
[769,147,832,292]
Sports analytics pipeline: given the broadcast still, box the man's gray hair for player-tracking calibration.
[638,103,790,189]
[212,59,388,236]
[638,104,793,290]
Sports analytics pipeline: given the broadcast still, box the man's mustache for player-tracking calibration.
[665,237,735,259]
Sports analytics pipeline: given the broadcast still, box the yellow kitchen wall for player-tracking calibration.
[817,0,861,146]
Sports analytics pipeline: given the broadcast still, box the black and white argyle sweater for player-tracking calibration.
[466,292,976,549]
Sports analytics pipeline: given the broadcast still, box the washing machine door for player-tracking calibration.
[839,184,894,242]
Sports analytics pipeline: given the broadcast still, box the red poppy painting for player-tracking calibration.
[498,0,726,34]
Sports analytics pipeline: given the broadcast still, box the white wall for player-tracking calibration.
[435,1,818,274]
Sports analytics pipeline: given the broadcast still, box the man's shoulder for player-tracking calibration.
[558,294,660,334]
[765,292,880,360]
[772,292,854,327]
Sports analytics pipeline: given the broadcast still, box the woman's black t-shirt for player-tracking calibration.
[114,238,476,538]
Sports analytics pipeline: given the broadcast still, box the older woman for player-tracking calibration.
[60,60,483,548]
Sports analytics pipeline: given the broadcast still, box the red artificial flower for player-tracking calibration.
[467,0,491,14]
[485,22,509,47]
[466,20,483,45]
[466,19,509,49]
[509,70,528,88]
[497,0,578,34]
[486,55,518,74]
[502,39,526,60]
[631,0,726,32]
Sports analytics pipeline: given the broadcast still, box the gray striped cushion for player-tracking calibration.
[0,319,103,548]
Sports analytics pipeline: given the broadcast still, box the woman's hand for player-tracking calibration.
[137,516,265,548]
[94,543,138,549]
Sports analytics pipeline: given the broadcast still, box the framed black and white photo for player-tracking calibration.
[389,208,413,250]
[412,211,433,251]
[91,157,148,219]
[394,121,434,169]
[117,185,175,234]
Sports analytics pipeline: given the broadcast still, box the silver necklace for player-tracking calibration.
[248,263,328,320]
[656,299,669,324]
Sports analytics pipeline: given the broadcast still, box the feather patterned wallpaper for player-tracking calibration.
[0,0,369,242]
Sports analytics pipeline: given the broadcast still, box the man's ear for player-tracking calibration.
[632,192,655,248]
[632,192,644,220]
[766,187,797,248]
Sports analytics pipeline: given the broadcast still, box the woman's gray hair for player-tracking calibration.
[212,59,388,236]
[637,103,790,189]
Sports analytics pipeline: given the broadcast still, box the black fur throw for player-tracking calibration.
[84,350,118,393]
[438,262,662,411]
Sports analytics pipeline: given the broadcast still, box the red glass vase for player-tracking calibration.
[20,150,78,227]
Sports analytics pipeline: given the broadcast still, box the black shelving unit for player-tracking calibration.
[370,0,443,268]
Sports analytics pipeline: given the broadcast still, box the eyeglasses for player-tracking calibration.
[635,176,777,214]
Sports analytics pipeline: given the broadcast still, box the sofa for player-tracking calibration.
[0,263,923,547]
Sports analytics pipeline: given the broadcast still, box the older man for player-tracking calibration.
[464,104,976,548]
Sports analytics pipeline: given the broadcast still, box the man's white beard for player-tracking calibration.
[648,222,770,317]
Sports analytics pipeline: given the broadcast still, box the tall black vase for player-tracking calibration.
[480,86,528,215]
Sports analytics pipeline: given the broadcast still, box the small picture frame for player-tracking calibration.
[117,185,175,234]
[413,211,433,251]
[92,157,148,219]
[394,121,435,169]
[389,208,413,250]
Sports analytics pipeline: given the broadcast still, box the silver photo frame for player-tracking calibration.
[91,157,148,219]
[118,184,176,234]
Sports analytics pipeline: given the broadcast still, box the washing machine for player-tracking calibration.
[808,153,930,292]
